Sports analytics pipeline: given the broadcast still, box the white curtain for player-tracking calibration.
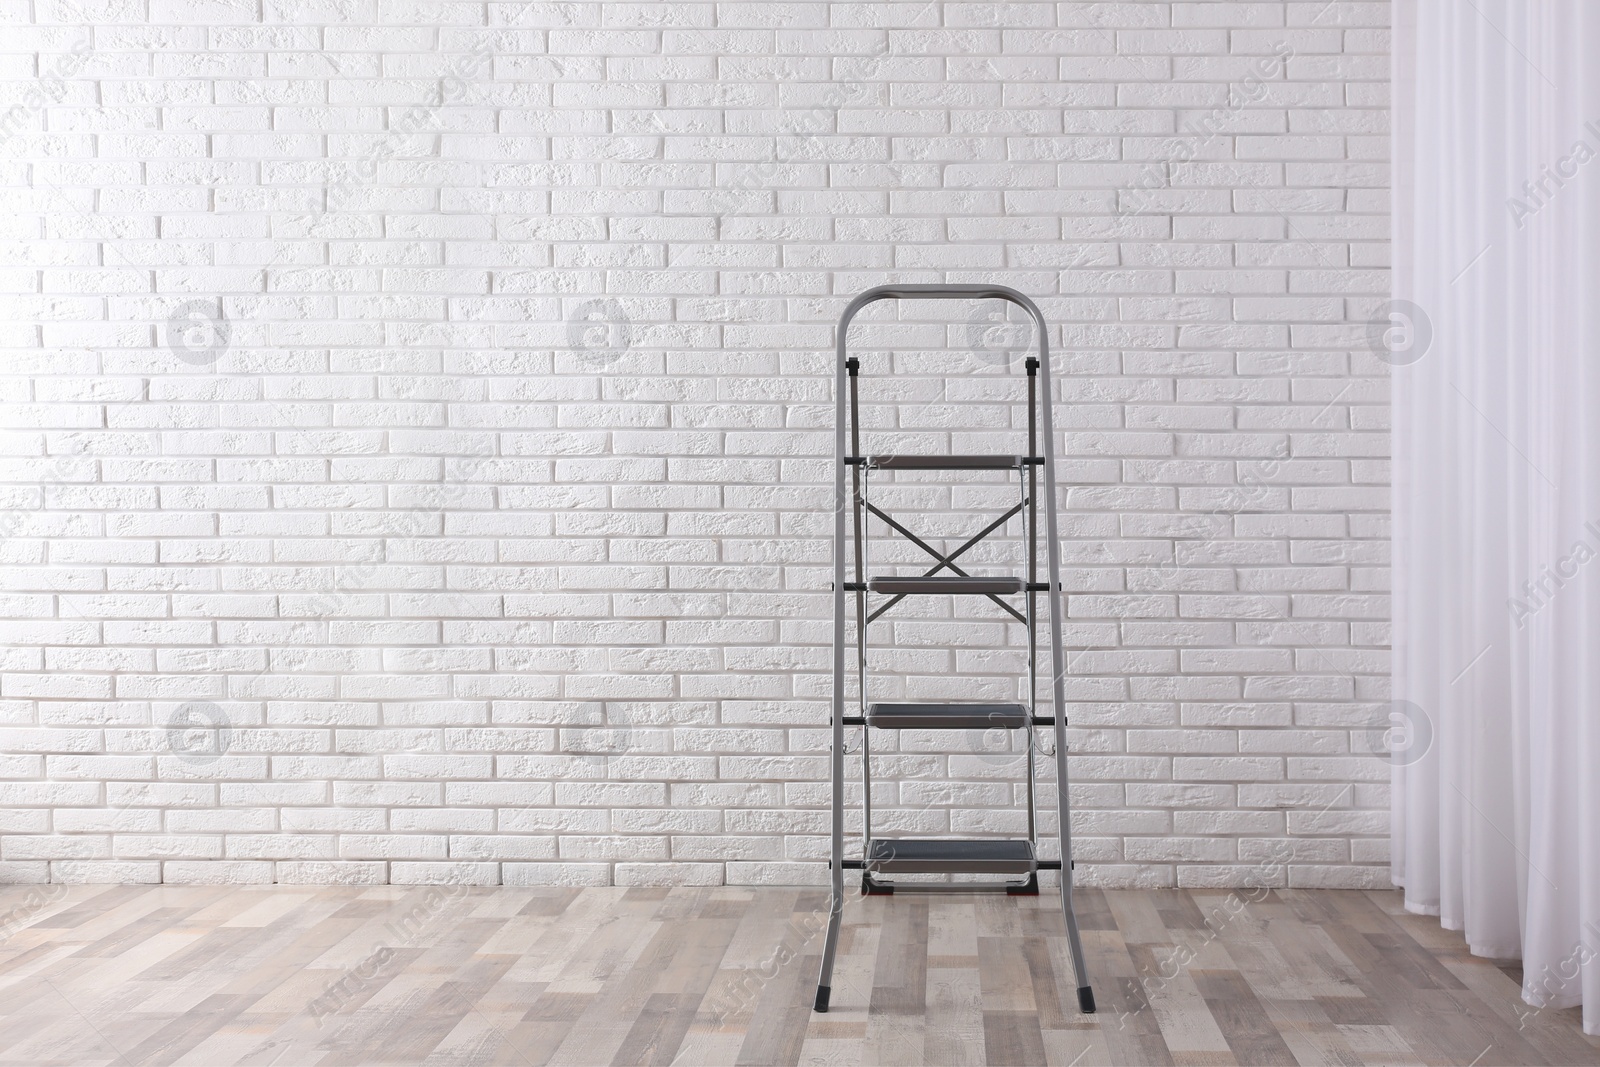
[1393,0,1600,1034]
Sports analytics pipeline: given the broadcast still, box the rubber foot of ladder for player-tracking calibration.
[1006,873,1040,896]
[814,985,831,1013]
[1077,985,1096,1014]
[861,873,893,896]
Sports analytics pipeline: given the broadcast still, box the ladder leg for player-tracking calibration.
[815,580,846,1012]
[814,873,842,1011]
[815,660,844,1012]
[1052,738,1095,1013]
[816,597,845,1014]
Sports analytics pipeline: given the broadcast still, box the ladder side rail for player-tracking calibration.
[1020,465,1040,853]
[814,300,854,1014]
[1025,356,1041,851]
[853,366,873,855]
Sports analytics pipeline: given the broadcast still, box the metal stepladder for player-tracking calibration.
[812,284,1095,1016]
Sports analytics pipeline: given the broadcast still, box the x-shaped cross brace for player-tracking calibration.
[862,501,1028,623]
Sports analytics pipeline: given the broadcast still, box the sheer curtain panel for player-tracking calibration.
[1393,0,1600,1034]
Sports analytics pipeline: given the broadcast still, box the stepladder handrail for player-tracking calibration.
[835,283,1050,369]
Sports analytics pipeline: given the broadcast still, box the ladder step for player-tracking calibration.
[849,455,1036,470]
[867,702,1028,730]
[866,838,1036,875]
[866,576,1023,594]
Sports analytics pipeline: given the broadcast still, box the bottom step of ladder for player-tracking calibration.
[865,838,1035,875]
[864,870,1042,896]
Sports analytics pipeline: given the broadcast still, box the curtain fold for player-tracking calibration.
[1394,0,1600,1034]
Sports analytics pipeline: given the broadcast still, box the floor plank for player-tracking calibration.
[0,884,1593,1066]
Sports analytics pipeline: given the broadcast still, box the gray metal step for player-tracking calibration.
[866,702,1028,730]
[866,838,1037,875]
[867,575,1023,595]
[859,455,1031,470]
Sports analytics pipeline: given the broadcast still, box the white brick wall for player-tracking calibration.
[0,0,1391,889]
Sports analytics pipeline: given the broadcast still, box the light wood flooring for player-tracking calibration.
[0,882,1595,1066]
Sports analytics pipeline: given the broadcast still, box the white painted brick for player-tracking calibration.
[162,860,273,884]
[51,860,162,883]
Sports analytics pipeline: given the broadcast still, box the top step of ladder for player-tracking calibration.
[846,455,1039,470]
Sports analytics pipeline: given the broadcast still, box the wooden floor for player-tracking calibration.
[0,883,1595,1066]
